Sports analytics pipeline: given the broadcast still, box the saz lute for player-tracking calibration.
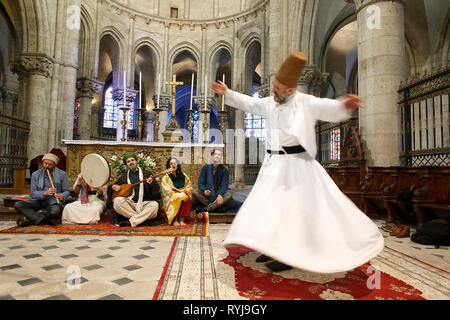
[111,168,175,199]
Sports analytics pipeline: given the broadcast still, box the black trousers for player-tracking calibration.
[14,199,62,225]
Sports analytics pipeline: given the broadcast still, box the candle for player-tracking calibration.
[139,72,142,109]
[222,74,225,111]
[123,71,126,107]
[190,73,194,110]
[204,75,207,110]
[157,72,161,109]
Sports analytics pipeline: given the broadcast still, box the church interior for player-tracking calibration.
[0,0,448,301]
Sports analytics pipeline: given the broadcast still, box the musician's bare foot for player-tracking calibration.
[173,220,180,227]
[179,218,186,226]
[88,220,98,225]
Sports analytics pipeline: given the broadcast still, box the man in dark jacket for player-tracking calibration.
[107,152,161,227]
[193,148,241,213]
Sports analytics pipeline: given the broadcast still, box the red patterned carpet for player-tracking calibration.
[221,246,426,300]
[0,214,208,237]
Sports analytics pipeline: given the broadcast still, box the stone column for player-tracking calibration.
[90,98,101,139]
[353,0,406,166]
[76,78,103,140]
[10,62,28,121]
[112,88,138,141]
[19,54,54,160]
[57,0,82,147]
[144,111,156,141]
[267,0,283,84]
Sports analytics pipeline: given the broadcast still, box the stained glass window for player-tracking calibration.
[102,86,136,129]
[103,86,117,128]
[244,90,265,139]
[330,128,341,160]
[192,110,200,143]
[73,97,80,132]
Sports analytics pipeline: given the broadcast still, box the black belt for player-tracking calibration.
[267,145,306,155]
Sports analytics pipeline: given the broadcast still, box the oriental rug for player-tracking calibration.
[154,225,450,300]
[0,213,208,237]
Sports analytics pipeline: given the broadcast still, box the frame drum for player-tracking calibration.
[80,154,111,188]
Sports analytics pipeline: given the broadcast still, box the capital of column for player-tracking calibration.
[345,0,405,14]
[298,65,317,86]
[19,53,54,78]
[193,96,214,111]
[152,94,172,111]
[1,89,19,104]
[112,88,138,106]
[257,84,271,98]
[76,78,104,98]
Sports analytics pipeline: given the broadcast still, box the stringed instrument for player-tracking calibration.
[111,168,175,199]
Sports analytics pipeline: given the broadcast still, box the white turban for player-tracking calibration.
[42,153,59,165]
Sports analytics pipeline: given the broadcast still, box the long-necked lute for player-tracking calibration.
[111,168,175,199]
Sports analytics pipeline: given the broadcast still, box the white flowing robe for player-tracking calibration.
[222,89,384,274]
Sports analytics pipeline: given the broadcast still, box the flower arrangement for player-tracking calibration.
[110,152,157,176]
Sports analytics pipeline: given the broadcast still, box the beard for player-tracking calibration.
[274,92,288,104]
[128,164,138,172]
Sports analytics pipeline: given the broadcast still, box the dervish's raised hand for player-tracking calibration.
[341,94,364,110]
[211,81,228,96]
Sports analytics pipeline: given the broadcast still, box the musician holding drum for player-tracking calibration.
[61,173,106,225]
[15,152,71,227]
[107,152,162,227]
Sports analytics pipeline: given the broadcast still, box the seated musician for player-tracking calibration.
[14,153,71,227]
[61,173,105,225]
[161,157,193,226]
[107,152,161,227]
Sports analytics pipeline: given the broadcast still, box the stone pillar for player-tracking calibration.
[90,98,101,139]
[267,0,283,84]
[234,109,245,183]
[10,62,28,121]
[76,78,103,140]
[354,0,406,166]
[112,88,138,142]
[19,54,54,160]
[144,111,156,141]
[57,0,82,147]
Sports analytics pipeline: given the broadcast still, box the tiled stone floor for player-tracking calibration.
[0,219,448,300]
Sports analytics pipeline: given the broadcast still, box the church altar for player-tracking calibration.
[63,140,225,188]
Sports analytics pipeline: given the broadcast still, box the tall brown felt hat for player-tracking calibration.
[275,51,308,88]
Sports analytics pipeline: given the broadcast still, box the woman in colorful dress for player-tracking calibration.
[161,157,193,226]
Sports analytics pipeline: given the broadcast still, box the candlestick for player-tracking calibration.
[139,72,142,108]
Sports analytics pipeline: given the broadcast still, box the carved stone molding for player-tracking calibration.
[152,94,172,111]
[257,83,271,97]
[104,0,268,30]
[298,66,317,86]
[19,54,54,78]
[345,0,405,14]
[76,78,104,98]
[111,88,138,106]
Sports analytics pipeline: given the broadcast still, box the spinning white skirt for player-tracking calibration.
[223,152,384,274]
